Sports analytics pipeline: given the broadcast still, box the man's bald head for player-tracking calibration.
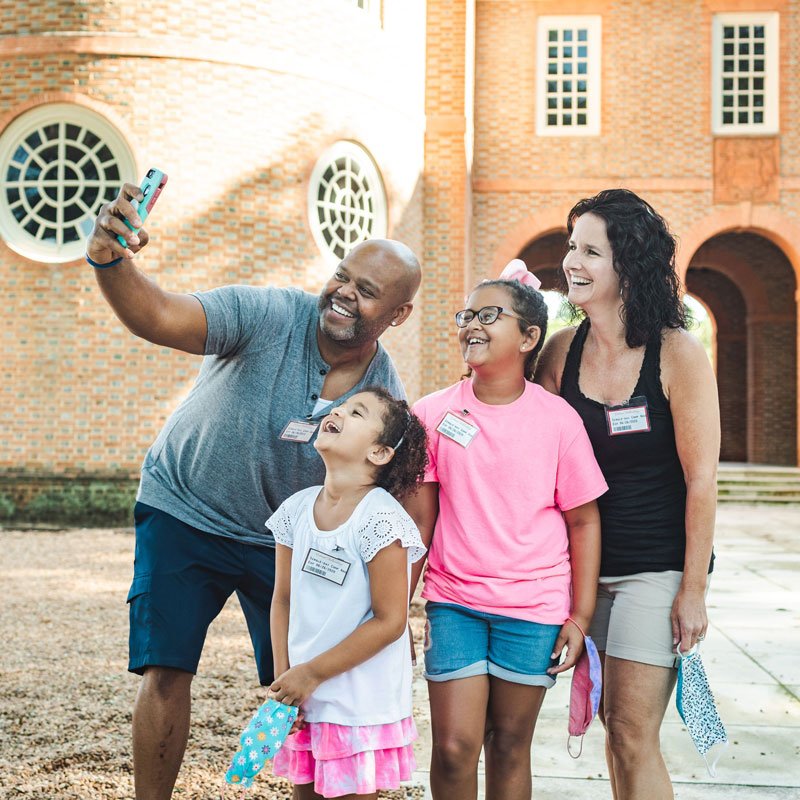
[347,239,422,303]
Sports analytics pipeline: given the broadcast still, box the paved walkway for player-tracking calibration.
[409,504,800,799]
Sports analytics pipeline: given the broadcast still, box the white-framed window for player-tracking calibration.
[712,13,779,135]
[307,140,387,264]
[0,103,135,264]
[536,16,602,136]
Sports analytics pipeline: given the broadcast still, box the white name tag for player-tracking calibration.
[301,548,351,586]
[605,396,651,436]
[279,420,318,443]
[436,411,480,448]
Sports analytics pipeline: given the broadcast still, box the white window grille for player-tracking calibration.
[536,16,602,136]
[712,13,779,135]
[308,141,387,264]
[0,103,136,264]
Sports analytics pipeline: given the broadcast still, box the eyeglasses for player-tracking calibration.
[454,305,532,328]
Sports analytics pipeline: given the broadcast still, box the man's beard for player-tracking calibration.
[318,292,370,346]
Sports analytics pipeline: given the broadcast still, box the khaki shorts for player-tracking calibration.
[588,570,701,670]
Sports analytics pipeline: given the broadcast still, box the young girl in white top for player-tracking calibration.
[267,387,427,799]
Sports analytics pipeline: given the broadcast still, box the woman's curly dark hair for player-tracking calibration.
[469,279,549,381]
[363,386,428,500]
[563,189,687,347]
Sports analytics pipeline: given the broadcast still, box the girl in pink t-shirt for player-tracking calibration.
[406,262,608,799]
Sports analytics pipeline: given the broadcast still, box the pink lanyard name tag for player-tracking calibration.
[605,396,651,436]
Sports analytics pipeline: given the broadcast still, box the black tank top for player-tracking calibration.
[561,319,710,576]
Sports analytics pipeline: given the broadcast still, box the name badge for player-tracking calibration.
[301,548,351,586]
[436,411,480,448]
[605,396,651,436]
[279,420,318,443]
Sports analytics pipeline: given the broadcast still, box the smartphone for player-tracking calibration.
[117,168,168,247]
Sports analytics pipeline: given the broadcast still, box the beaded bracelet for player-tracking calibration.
[85,254,124,269]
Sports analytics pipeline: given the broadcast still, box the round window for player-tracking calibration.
[308,141,387,263]
[0,104,136,263]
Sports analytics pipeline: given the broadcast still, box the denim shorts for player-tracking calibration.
[423,601,561,688]
[128,502,276,684]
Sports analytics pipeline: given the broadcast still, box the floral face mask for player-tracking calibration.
[676,646,728,777]
[223,698,299,792]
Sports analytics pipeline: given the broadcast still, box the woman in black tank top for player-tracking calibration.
[535,190,720,799]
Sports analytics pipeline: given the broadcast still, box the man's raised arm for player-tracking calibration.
[87,182,208,355]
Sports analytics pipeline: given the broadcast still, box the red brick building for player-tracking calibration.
[1,0,798,506]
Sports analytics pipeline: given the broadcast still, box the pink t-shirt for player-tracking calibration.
[413,379,608,624]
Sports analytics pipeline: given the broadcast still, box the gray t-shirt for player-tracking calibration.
[137,286,406,546]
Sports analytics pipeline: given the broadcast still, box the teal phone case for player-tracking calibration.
[117,168,168,247]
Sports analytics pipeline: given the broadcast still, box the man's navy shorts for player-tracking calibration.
[128,502,276,684]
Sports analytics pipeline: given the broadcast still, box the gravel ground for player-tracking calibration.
[0,528,427,799]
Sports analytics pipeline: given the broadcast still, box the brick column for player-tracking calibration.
[422,0,474,394]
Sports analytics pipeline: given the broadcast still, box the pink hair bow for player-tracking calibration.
[498,259,541,290]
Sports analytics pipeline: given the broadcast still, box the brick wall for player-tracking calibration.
[462,0,800,465]
[0,0,427,481]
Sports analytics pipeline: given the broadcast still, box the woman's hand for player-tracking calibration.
[268,663,321,708]
[547,619,586,675]
[671,585,708,654]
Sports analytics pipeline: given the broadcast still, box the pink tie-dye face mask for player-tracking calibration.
[567,634,602,758]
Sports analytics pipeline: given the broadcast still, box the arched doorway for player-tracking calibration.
[516,230,567,292]
[687,232,798,466]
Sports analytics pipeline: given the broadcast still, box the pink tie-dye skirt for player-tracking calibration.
[272,715,417,798]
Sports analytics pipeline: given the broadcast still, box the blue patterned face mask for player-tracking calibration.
[676,646,728,777]
[223,698,299,792]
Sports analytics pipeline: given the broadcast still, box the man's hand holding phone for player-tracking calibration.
[86,168,167,267]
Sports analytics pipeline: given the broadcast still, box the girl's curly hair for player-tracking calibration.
[564,189,687,347]
[467,279,549,381]
[364,386,428,500]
